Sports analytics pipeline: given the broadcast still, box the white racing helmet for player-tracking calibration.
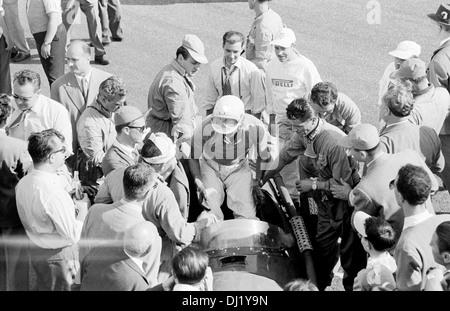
[211,95,245,135]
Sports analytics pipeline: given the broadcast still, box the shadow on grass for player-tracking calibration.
[122,0,245,4]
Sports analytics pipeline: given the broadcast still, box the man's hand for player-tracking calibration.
[81,185,97,198]
[330,178,352,201]
[252,180,265,207]
[41,44,51,59]
[295,179,313,193]
[196,210,218,229]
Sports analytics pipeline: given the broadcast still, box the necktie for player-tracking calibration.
[5,109,30,135]
[222,66,236,96]
[80,77,88,100]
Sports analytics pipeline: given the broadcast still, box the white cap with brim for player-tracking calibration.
[271,28,296,48]
[339,124,380,151]
[182,34,208,64]
[388,41,421,60]
[353,211,372,237]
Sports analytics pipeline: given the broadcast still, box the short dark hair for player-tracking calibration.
[222,30,245,47]
[123,163,156,200]
[99,76,126,101]
[115,123,130,134]
[396,164,431,205]
[310,82,338,108]
[28,129,65,164]
[286,98,316,122]
[140,138,162,158]
[384,83,414,117]
[435,221,450,254]
[176,46,191,60]
[364,216,396,252]
[13,69,41,91]
[0,94,13,124]
[171,247,209,285]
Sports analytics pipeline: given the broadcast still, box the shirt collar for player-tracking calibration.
[384,119,409,129]
[124,249,146,273]
[366,152,385,168]
[114,139,136,157]
[171,59,187,76]
[440,36,450,48]
[27,94,44,113]
[403,210,433,231]
[75,68,92,83]
[222,57,242,70]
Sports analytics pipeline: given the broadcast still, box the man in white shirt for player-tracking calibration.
[15,128,89,291]
[6,69,73,157]
[203,30,266,118]
[266,27,322,205]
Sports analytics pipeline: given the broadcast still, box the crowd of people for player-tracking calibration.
[1,0,450,292]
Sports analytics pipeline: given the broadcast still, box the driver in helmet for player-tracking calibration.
[187,95,276,220]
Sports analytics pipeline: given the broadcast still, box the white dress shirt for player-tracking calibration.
[7,94,73,155]
[203,56,266,114]
[15,168,83,249]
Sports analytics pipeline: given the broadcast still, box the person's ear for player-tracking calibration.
[442,251,450,264]
[359,150,368,162]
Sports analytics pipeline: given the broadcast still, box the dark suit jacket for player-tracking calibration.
[50,67,113,153]
[101,140,138,176]
[167,161,190,220]
[80,245,151,291]
[0,132,31,227]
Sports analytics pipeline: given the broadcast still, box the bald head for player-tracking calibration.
[66,40,92,76]
[123,222,159,258]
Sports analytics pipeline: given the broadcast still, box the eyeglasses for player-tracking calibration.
[50,146,66,156]
[12,93,35,102]
[389,179,396,190]
[128,126,145,133]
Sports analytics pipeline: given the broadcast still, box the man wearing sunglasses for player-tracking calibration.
[330,123,437,246]
[6,69,73,157]
[15,128,89,291]
[102,105,146,176]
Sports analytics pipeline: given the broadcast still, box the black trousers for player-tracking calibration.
[32,23,66,87]
[0,35,11,94]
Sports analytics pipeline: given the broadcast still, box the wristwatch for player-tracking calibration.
[310,177,318,191]
[43,42,52,46]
